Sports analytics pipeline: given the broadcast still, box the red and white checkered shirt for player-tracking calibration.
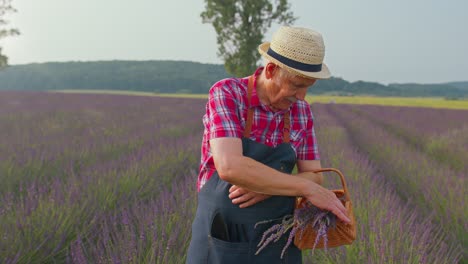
[197,67,320,191]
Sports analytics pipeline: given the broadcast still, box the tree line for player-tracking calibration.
[0,60,466,98]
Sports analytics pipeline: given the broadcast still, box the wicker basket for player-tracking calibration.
[294,168,356,249]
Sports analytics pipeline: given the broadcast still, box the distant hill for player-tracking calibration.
[0,60,466,98]
[445,81,468,90]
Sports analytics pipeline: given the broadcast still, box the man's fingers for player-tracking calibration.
[334,208,351,223]
[231,193,271,207]
[228,186,272,208]
[305,187,351,224]
[231,192,255,204]
[238,197,258,208]
[330,202,351,223]
[239,195,268,208]
[229,185,239,193]
[228,186,247,199]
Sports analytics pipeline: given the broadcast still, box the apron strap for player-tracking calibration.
[243,75,290,143]
[283,112,290,143]
[243,75,255,139]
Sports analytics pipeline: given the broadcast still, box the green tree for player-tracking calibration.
[0,0,20,68]
[201,0,296,77]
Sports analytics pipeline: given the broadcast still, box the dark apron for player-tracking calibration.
[186,76,302,264]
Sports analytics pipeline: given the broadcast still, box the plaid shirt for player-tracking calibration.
[197,67,320,191]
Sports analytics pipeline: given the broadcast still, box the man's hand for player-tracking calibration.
[305,183,351,224]
[228,185,271,208]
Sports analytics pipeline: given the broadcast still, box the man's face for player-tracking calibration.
[267,67,317,111]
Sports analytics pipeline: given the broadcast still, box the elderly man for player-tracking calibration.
[186,26,350,264]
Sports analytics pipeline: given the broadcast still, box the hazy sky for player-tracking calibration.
[1,0,467,84]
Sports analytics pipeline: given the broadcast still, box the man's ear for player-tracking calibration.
[264,63,278,80]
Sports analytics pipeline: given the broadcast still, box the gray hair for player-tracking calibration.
[262,59,296,82]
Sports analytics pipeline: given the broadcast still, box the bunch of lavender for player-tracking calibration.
[255,201,337,259]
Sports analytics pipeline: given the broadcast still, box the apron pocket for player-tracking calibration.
[208,212,251,262]
[208,235,251,263]
[211,212,230,241]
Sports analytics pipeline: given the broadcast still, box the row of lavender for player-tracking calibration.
[1,91,465,263]
[347,105,468,172]
[302,104,464,263]
[0,92,204,263]
[324,104,466,250]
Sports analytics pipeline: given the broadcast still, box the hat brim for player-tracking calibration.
[258,42,331,80]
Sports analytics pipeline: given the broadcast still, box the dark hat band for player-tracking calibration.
[267,47,322,72]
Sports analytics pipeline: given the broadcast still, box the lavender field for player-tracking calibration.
[0,91,466,263]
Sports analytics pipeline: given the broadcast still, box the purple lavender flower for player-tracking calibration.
[255,201,337,259]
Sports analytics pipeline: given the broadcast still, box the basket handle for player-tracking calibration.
[312,168,350,202]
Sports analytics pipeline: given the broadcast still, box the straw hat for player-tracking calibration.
[258,26,331,79]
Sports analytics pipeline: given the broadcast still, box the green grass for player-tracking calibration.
[53,90,468,109]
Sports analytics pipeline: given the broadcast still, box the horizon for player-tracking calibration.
[4,59,467,86]
[1,0,467,85]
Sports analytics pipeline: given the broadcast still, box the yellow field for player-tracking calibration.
[305,95,468,110]
[54,90,468,110]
